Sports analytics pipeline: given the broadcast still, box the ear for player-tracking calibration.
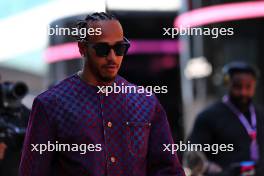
[78,42,85,57]
[223,74,230,87]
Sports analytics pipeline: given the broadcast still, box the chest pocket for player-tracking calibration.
[126,121,151,158]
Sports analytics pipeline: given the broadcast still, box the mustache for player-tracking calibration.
[103,62,118,67]
[230,95,252,106]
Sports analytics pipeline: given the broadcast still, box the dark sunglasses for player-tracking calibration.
[83,37,130,57]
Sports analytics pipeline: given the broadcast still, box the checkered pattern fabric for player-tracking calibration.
[19,74,185,176]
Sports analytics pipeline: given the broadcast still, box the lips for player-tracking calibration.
[105,65,117,68]
[104,64,118,72]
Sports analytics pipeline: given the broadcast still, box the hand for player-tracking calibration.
[205,161,223,174]
[0,142,7,160]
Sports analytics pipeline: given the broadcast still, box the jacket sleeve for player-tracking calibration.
[188,112,213,145]
[147,99,185,176]
[19,97,56,176]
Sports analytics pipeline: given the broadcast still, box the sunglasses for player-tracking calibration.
[83,37,130,57]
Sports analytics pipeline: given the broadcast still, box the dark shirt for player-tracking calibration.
[19,74,185,176]
[189,101,264,175]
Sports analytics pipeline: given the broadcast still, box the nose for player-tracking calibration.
[239,86,249,97]
[106,49,116,61]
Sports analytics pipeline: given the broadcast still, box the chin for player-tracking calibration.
[101,74,116,83]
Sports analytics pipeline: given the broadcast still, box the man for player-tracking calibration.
[0,105,29,176]
[0,143,7,160]
[0,75,7,164]
[189,62,264,175]
[19,12,185,176]
[0,80,30,176]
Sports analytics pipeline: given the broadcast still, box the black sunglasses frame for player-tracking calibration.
[82,37,130,57]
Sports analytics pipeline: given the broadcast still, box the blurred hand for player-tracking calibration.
[206,161,223,174]
[0,142,7,160]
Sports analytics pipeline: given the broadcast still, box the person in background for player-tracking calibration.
[188,62,264,176]
[0,79,30,176]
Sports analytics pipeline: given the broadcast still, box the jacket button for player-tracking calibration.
[110,156,116,163]
[107,122,112,128]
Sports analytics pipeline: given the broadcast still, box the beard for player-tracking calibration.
[99,62,120,83]
[93,66,117,84]
[89,62,118,84]
[98,73,116,83]
[229,94,252,111]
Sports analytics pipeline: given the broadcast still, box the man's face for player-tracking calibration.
[79,20,124,83]
[229,72,256,106]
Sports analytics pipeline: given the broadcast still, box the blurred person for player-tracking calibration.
[0,143,7,159]
[188,62,264,176]
[19,12,185,176]
[0,80,30,176]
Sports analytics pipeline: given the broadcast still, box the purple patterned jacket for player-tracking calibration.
[19,74,185,176]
